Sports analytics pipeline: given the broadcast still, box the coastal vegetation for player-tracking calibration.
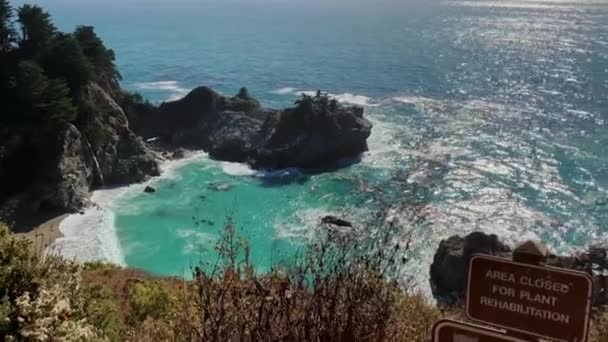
[0,219,443,341]
[3,219,608,341]
[0,0,119,129]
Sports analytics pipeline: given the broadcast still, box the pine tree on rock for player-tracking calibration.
[16,4,55,58]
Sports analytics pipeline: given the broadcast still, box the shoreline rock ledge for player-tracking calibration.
[136,87,373,169]
[430,232,608,306]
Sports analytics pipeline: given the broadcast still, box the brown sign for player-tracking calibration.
[467,255,593,342]
[433,320,527,342]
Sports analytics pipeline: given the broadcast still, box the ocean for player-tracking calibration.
[28,0,608,294]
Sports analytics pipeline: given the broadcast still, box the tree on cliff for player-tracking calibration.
[16,4,55,58]
[236,86,250,99]
[295,93,314,114]
[41,33,93,96]
[330,98,338,113]
[15,61,77,125]
[0,0,14,52]
[74,25,121,88]
[0,0,122,128]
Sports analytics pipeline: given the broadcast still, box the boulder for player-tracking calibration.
[144,186,156,193]
[321,216,353,227]
[429,232,510,303]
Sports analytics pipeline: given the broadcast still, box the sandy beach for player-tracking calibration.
[16,214,68,255]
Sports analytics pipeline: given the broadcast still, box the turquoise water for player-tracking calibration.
[42,0,608,290]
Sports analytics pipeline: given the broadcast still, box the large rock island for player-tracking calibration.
[135,87,373,169]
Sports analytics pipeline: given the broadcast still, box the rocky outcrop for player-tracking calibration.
[136,87,372,169]
[321,216,353,227]
[1,83,161,228]
[41,124,95,210]
[80,83,160,185]
[430,232,608,306]
[429,232,510,303]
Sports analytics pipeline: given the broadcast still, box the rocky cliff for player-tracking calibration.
[0,82,160,228]
[80,83,159,185]
[136,87,373,169]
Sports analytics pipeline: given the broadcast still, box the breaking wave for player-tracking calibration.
[134,80,190,101]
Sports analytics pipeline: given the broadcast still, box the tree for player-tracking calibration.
[0,0,15,52]
[294,93,314,114]
[15,60,48,121]
[15,60,77,125]
[73,25,121,85]
[41,33,93,95]
[237,86,249,99]
[319,94,329,116]
[329,98,338,113]
[16,5,56,57]
[45,78,78,124]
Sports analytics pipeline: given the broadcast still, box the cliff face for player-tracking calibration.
[42,124,95,211]
[136,87,373,169]
[0,82,160,227]
[80,83,159,185]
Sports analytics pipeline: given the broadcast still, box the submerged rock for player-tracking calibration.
[207,182,233,192]
[321,216,353,227]
[144,186,156,193]
[136,87,372,170]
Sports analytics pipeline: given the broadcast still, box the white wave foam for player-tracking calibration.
[391,95,447,110]
[160,151,209,177]
[50,151,209,264]
[51,188,127,265]
[334,93,375,107]
[219,161,256,176]
[135,80,190,102]
[270,87,297,95]
[362,116,406,169]
[296,90,377,107]
[255,167,302,178]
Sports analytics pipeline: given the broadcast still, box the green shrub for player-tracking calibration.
[0,223,105,340]
[83,261,122,274]
[128,281,172,323]
[83,284,121,340]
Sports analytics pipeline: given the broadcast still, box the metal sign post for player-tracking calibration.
[433,320,529,342]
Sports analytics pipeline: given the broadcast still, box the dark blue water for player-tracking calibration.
[39,0,608,293]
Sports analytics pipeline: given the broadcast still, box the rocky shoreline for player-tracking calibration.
[1,84,372,231]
